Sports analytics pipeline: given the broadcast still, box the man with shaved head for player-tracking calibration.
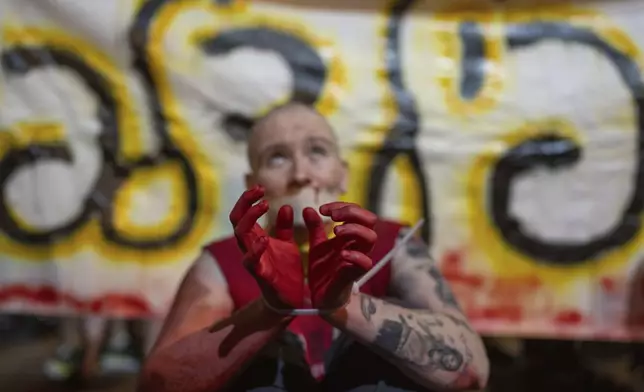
[245,103,344,231]
[138,102,489,392]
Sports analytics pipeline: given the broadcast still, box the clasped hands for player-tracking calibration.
[230,185,378,313]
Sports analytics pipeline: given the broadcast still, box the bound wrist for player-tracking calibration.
[258,298,295,323]
[317,285,354,311]
[260,296,350,317]
[318,291,355,322]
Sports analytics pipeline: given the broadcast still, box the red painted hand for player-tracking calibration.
[303,202,378,310]
[230,186,305,309]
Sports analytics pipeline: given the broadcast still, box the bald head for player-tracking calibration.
[246,102,338,170]
[243,102,348,227]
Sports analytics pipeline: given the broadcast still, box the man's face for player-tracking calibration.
[246,105,347,227]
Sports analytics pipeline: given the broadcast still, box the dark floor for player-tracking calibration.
[0,317,643,392]
[483,338,643,392]
[0,316,136,392]
[0,337,136,392]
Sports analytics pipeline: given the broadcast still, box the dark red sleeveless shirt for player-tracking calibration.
[204,220,404,380]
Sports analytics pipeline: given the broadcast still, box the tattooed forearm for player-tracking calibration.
[373,312,465,372]
[445,314,474,333]
[396,229,462,311]
[328,293,489,390]
[360,295,377,322]
[412,262,461,310]
[429,265,459,309]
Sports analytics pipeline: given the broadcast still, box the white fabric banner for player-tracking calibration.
[1,0,644,339]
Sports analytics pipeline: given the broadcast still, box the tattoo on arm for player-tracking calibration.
[360,295,377,322]
[398,229,462,311]
[409,260,462,310]
[425,264,461,310]
[445,313,474,333]
[374,313,464,372]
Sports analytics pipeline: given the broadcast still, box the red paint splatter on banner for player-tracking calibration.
[478,276,540,323]
[441,249,484,288]
[438,249,484,314]
[491,276,541,293]
[600,277,618,294]
[469,306,523,322]
[554,310,584,325]
[442,250,463,270]
[438,248,549,325]
[0,284,152,316]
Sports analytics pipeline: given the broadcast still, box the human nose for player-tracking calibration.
[290,153,312,186]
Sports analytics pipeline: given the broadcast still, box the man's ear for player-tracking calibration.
[339,160,349,193]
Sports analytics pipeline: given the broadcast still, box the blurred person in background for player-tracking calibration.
[44,317,143,382]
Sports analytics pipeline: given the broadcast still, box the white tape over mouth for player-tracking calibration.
[266,187,336,226]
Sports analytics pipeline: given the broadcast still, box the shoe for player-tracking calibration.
[99,340,141,374]
[43,344,83,381]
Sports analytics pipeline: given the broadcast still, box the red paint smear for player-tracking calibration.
[600,277,617,294]
[444,272,484,288]
[441,249,484,288]
[442,250,464,271]
[492,276,541,290]
[469,306,523,322]
[451,366,483,390]
[0,284,152,317]
[554,310,583,325]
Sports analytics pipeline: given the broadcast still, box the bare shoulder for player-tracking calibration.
[177,251,233,308]
[389,229,462,313]
[152,251,233,350]
[190,251,229,287]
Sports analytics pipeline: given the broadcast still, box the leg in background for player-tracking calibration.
[100,318,144,374]
[80,316,109,380]
[43,317,84,381]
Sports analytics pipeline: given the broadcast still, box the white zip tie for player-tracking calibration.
[352,219,424,294]
[265,218,425,316]
[262,299,337,316]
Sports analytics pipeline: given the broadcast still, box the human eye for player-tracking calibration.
[265,151,288,167]
[310,144,329,157]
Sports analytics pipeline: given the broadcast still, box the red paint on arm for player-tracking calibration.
[451,365,486,390]
[138,248,293,392]
[138,299,292,392]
